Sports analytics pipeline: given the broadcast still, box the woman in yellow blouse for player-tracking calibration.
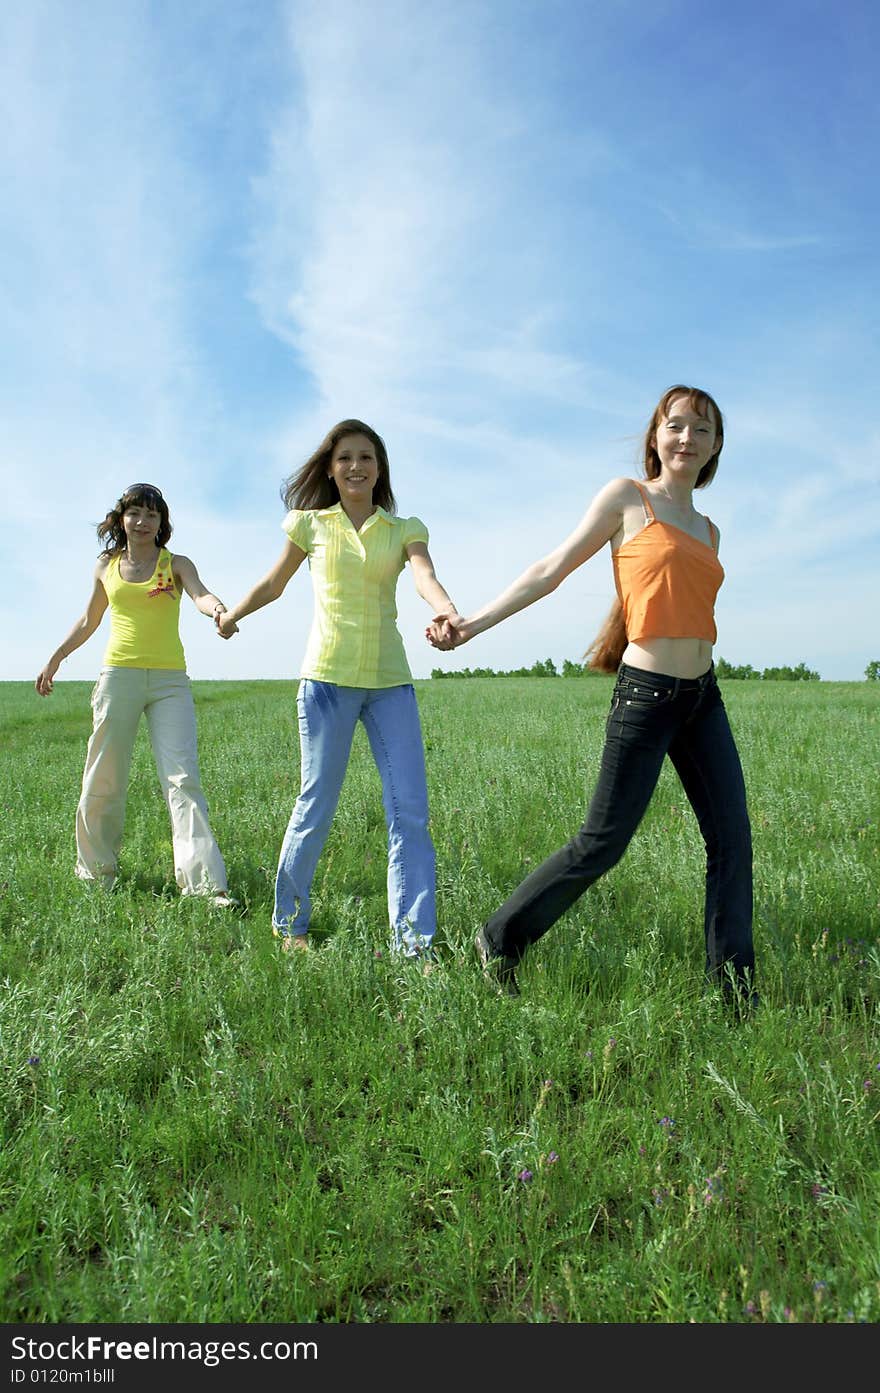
[36,483,235,905]
[218,420,459,957]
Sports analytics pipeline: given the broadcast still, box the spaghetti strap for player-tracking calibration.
[632,480,655,523]
[706,518,718,551]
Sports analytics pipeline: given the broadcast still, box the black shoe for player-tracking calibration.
[475,928,520,997]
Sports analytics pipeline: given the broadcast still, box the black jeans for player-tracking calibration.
[483,664,754,992]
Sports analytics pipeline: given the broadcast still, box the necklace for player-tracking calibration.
[122,550,156,574]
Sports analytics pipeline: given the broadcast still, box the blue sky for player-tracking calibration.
[5,0,878,683]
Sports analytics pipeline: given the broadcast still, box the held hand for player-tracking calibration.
[215,610,239,639]
[425,616,454,650]
[425,613,470,650]
[35,662,58,696]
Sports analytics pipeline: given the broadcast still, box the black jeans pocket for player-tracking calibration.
[616,677,674,709]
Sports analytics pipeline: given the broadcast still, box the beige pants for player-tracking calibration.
[75,667,228,895]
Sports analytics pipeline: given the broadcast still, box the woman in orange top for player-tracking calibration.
[428,385,755,1009]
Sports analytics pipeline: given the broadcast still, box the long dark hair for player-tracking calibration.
[281,419,396,513]
[97,483,172,556]
[585,385,724,674]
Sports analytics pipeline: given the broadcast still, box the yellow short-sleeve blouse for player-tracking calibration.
[283,504,428,688]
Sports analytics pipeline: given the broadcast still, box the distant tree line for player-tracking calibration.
[714,658,820,681]
[866,660,880,681]
[431,657,838,681]
[431,657,603,680]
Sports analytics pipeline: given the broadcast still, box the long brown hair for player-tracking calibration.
[281,419,397,513]
[585,385,724,674]
[97,484,172,556]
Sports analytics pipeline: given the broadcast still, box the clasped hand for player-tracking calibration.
[425,614,466,650]
[215,611,239,640]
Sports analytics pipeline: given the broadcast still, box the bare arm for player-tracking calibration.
[436,476,630,647]
[216,539,307,638]
[173,553,230,622]
[406,543,461,623]
[35,564,109,695]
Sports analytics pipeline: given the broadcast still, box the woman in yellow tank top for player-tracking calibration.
[428,385,755,1011]
[35,484,236,906]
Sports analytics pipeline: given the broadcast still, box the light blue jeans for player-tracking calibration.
[273,681,436,954]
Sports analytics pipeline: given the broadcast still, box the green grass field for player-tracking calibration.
[1,676,878,1322]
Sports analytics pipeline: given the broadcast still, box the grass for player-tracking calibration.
[1,676,878,1322]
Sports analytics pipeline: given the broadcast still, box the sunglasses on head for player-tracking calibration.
[123,483,164,500]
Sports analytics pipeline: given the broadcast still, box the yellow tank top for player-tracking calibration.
[102,548,186,669]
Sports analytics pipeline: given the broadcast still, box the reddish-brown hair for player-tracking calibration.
[585,385,724,674]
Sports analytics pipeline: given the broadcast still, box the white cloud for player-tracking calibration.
[4,0,876,688]
[248,0,624,429]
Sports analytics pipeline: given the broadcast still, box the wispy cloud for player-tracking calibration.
[0,2,271,681]
[0,3,213,501]
[249,0,619,430]
[3,0,877,684]
[657,204,823,253]
[712,230,824,253]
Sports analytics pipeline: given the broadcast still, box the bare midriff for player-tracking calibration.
[621,636,714,680]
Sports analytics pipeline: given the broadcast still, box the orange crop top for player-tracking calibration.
[612,482,724,643]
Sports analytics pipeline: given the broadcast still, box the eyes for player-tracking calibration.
[334,452,376,465]
[125,508,160,522]
[664,420,712,435]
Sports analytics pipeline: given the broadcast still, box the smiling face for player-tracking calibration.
[122,501,163,548]
[652,394,722,485]
[327,432,380,507]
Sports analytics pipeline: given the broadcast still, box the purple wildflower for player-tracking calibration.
[547,1151,558,1165]
[27,1056,40,1066]
[518,1168,533,1184]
